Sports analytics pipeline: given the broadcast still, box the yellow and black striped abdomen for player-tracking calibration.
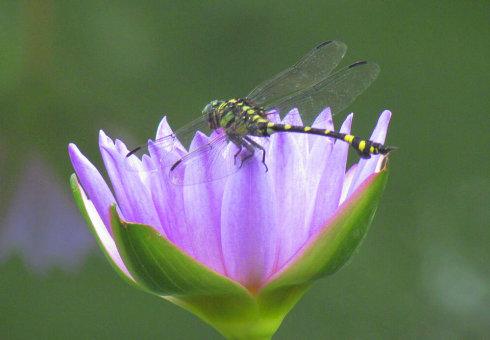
[262,121,392,158]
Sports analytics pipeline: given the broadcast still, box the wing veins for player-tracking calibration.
[264,61,380,122]
[248,40,347,107]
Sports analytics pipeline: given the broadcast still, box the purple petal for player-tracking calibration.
[267,109,280,123]
[148,139,183,173]
[68,143,116,232]
[139,155,168,239]
[347,110,392,197]
[98,131,162,232]
[312,107,334,129]
[182,132,226,274]
[114,139,149,186]
[282,108,308,152]
[282,108,303,125]
[340,163,358,204]
[221,158,277,289]
[140,153,195,258]
[77,180,134,280]
[155,116,186,153]
[304,108,335,204]
[268,119,309,270]
[156,116,173,140]
[269,170,384,282]
[308,107,334,148]
[307,113,353,236]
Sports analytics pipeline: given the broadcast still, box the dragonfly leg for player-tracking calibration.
[244,136,268,172]
[238,139,255,169]
[233,145,243,165]
[228,135,244,166]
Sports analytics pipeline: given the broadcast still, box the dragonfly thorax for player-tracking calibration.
[204,98,268,136]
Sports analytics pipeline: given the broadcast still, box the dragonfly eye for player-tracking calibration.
[203,100,223,115]
[202,102,214,116]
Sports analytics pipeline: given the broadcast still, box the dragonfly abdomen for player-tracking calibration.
[264,122,391,158]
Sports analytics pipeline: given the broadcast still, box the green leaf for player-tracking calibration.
[260,170,389,297]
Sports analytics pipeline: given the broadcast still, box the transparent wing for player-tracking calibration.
[125,113,211,169]
[169,133,258,186]
[248,40,347,107]
[264,61,380,125]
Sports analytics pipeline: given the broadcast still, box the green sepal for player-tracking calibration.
[70,174,139,290]
[260,170,389,296]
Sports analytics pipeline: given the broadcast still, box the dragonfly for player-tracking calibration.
[126,40,393,185]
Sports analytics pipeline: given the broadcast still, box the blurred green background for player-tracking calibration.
[1,1,489,339]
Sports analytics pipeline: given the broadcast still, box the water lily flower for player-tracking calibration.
[68,108,391,339]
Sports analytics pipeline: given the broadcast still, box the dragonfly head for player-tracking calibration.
[203,99,224,129]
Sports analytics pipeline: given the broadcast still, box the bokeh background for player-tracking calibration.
[1,1,489,339]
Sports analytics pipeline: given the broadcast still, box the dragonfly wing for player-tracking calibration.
[247,40,347,106]
[125,114,212,172]
[264,61,380,125]
[169,132,246,186]
[168,113,213,149]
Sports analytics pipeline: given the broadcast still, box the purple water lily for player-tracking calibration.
[68,108,391,291]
